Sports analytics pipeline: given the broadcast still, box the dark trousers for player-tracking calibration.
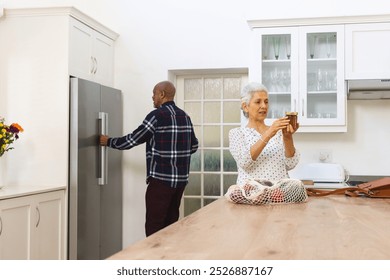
[145,178,185,237]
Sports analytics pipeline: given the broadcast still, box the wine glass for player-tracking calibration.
[263,36,269,59]
[273,36,281,60]
[308,35,317,59]
[285,35,291,59]
[326,34,331,58]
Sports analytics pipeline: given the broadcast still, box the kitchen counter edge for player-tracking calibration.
[0,185,66,200]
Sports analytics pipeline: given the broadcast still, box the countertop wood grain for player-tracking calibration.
[109,195,390,260]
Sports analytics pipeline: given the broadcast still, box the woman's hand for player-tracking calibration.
[265,117,290,139]
[282,121,299,137]
[282,121,298,158]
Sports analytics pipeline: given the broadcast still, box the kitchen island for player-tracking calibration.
[109,195,390,260]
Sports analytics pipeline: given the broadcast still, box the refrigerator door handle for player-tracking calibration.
[98,112,108,185]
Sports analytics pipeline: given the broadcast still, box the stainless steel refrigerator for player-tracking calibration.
[69,77,123,260]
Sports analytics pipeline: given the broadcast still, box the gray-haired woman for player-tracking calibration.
[229,82,300,186]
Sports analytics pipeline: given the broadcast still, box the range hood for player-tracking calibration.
[347,79,390,100]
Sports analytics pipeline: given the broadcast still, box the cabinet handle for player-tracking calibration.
[93,57,98,74]
[301,99,305,117]
[90,56,95,74]
[0,216,2,236]
[36,207,40,228]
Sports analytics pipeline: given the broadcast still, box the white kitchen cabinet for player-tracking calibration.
[0,190,65,260]
[0,7,117,192]
[0,194,30,259]
[0,7,118,259]
[345,22,390,80]
[69,17,114,86]
[251,25,346,132]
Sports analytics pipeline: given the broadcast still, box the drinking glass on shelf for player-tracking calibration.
[323,70,329,91]
[280,69,288,92]
[270,68,279,91]
[263,36,269,59]
[316,68,323,91]
[307,73,316,91]
[262,71,270,89]
[273,36,281,60]
[286,68,291,91]
[331,72,337,90]
[308,35,317,59]
[325,71,336,91]
[285,35,291,59]
[326,34,331,58]
[270,109,277,119]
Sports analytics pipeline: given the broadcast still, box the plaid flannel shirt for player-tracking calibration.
[107,101,198,188]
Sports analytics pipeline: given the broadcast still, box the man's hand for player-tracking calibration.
[100,135,109,146]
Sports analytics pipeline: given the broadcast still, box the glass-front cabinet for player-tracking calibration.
[251,25,346,132]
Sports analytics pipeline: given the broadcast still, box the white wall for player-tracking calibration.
[2,0,390,247]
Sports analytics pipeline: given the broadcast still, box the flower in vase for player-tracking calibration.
[0,116,24,156]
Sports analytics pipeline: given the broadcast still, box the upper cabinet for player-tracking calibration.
[250,24,346,132]
[69,17,115,86]
[345,22,390,80]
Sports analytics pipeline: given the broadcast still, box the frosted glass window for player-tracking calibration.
[194,125,202,147]
[185,174,201,195]
[223,150,237,172]
[223,101,241,123]
[223,125,237,147]
[184,198,201,216]
[184,102,201,124]
[190,150,201,171]
[204,102,220,123]
[184,78,202,100]
[178,73,245,217]
[223,77,242,99]
[204,78,222,99]
[204,150,220,172]
[203,126,220,147]
[204,174,221,196]
[204,198,217,206]
[223,174,238,194]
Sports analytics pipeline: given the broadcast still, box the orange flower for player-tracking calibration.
[11,123,24,132]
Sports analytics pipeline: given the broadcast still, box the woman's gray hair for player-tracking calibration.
[241,82,268,118]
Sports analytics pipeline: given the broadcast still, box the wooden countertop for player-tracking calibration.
[109,195,390,260]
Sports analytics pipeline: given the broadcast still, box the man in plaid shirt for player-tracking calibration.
[100,81,198,236]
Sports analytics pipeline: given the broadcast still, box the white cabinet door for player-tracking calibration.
[92,31,114,86]
[299,25,346,130]
[251,27,299,121]
[69,17,114,86]
[0,190,65,260]
[345,23,390,80]
[69,17,94,81]
[31,190,65,260]
[0,196,32,260]
[252,25,346,132]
